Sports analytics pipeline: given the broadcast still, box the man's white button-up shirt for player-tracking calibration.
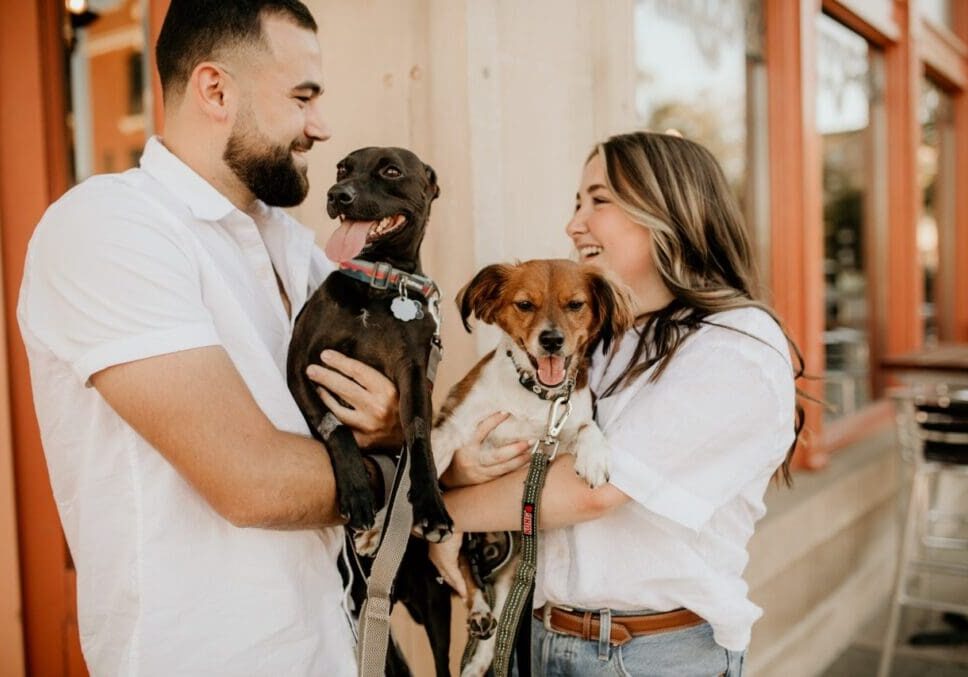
[18,137,355,675]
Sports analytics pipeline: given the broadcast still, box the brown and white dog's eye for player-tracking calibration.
[382,166,402,178]
[514,300,535,312]
[566,300,585,312]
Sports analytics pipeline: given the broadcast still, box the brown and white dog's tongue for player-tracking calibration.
[537,356,566,387]
[324,220,372,263]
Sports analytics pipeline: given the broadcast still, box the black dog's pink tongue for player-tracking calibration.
[324,221,371,263]
[537,356,565,387]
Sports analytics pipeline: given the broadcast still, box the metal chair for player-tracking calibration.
[877,383,968,676]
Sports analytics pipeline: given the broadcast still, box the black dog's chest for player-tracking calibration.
[292,274,436,375]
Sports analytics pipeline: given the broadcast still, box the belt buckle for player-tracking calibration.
[542,604,553,632]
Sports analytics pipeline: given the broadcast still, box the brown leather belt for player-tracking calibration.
[534,605,705,647]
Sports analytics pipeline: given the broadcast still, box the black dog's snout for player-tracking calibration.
[327,184,357,209]
[539,329,565,353]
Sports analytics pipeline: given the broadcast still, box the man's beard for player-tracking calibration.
[223,112,310,208]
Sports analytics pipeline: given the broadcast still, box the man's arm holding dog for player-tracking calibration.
[93,345,399,529]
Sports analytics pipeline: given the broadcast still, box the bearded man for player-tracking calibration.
[17,2,400,674]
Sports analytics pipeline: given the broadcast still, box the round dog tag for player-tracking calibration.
[391,296,422,321]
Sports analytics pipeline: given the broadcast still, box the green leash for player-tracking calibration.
[490,395,572,677]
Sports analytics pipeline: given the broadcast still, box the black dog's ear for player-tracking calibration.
[456,264,512,332]
[424,163,440,201]
[585,268,635,352]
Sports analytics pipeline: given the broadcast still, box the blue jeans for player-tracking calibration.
[530,613,745,676]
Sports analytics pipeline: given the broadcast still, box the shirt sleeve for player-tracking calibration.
[604,335,795,532]
[21,180,220,384]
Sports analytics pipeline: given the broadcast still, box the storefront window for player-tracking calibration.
[919,78,954,344]
[920,0,953,31]
[817,14,873,420]
[66,0,150,183]
[633,0,757,204]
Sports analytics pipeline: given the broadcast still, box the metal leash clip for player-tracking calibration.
[531,395,572,461]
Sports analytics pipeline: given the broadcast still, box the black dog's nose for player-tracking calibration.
[539,329,565,354]
[327,184,357,209]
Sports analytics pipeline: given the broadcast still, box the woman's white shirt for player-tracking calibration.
[534,306,796,651]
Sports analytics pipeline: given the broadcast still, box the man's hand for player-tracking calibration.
[305,350,402,449]
[440,412,531,488]
[428,530,466,599]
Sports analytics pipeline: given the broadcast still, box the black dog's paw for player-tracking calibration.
[468,611,497,639]
[340,487,376,531]
[412,517,454,543]
[410,491,454,542]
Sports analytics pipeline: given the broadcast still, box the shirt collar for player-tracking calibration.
[139,136,239,222]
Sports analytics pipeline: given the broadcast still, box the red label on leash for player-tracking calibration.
[523,503,535,536]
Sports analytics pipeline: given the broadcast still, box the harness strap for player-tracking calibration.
[356,447,413,677]
[338,259,439,299]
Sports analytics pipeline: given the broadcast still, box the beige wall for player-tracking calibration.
[294,0,636,376]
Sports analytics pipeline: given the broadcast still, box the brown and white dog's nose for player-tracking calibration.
[327,184,357,210]
[538,329,565,354]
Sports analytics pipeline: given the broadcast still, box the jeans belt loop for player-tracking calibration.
[597,608,612,661]
[542,603,553,633]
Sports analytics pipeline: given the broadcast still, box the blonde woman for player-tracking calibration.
[431,131,803,676]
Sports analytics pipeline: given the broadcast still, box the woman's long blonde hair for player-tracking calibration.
[594,131,804,483]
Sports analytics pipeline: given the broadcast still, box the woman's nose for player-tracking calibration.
[566,210,587,237]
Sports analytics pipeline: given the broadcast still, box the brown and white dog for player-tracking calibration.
[431,259,635,676]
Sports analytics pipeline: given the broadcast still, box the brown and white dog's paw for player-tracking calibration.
[467,611,497,639]
[574,448,610,488]
[353,506,387,556]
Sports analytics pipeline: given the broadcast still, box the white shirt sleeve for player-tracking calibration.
[21,180,220,384]
[604,332,795,532]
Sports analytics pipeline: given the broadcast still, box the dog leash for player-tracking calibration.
[349,259,444,677]
[356,446,412,677]
[490,393,573,677]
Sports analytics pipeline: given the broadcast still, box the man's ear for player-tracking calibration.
[585,268,635,352]
[191,62,232,123]
[455,264,513,332]
[424,163,440,201]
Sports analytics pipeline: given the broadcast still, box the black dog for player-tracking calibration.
[287,146,453,542]
[287,147,455,676]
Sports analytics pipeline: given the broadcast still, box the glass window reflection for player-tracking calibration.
[817,14,873,420]
[920,0,953,31]
[633,0,755,203]
[919,79,953,345]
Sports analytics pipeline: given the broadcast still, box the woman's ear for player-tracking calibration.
[585,269,635,351]
[456,264,512,332]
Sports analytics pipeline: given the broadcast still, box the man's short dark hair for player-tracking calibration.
[156,0,317,102]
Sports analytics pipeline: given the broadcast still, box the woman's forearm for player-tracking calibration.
[443,454,630,533]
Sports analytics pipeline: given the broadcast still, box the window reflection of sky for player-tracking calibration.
[633,0,746,184]
[816,14,870,135]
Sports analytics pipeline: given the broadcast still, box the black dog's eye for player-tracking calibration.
[566,300,585,311]
[336,165,347,179]
[382,166,402,178]
[515,300,535,312]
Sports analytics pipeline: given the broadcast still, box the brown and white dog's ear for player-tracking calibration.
[424,163,440,201]
[456,263,512,332]
[585,268,635,352]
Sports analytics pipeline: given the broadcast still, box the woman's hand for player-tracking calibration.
[305,350,403,449]
[440,412,532,488]
[428,531,467,599]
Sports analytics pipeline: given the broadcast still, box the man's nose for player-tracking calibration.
[305,102,332,142]
[539,328,565,354]
[327,184,356,209]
